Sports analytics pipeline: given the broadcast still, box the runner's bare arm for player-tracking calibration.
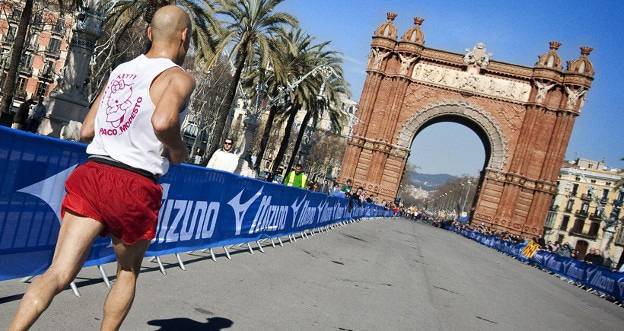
[80,81,107,142]
[151,71,195,164]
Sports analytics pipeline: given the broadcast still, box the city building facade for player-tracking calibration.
[544,158,624,267]
[340,13,595,237]
[0,0,73,110]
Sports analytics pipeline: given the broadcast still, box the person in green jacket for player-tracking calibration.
[285,163,308,188]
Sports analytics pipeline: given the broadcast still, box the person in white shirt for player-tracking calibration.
[206,138,239,173]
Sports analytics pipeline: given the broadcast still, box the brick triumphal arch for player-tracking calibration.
[339,13,595,236]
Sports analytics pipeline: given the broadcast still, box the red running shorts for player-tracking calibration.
[61,160,163,245]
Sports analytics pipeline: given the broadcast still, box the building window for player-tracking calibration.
[557,234,565,243]
[560,216,570,231]
[565,199,574,212]
[606,182,612,186]
[590,179,596,184]
[52,19,64,34]
[27,33,38,50]
[36,82,47,97]
[588,223,600,237]
[11,8,22,21]
[47,38,61,54]
[40,60,54,78]
[4,25,17,43]
[20,53,33,67]
[572,219,585,233]
[571,183,579,196]
[581,202,589,213]
[16,77,27,91]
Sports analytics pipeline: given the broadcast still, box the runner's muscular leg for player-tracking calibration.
[9,211,105,331]
[101,237,150,331]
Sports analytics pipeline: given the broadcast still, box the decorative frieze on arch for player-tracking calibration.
[396,101,508,171]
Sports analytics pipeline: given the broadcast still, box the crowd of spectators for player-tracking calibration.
[205,150,400,212]
[404,210,624,273]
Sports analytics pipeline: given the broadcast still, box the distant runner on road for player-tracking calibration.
[9,6,195,331]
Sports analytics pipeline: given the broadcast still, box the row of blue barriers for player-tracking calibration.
[0,126,393,281]
[444,224,624,302]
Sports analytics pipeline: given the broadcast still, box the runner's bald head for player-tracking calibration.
[150,5,192,44]
[147,5,192,65]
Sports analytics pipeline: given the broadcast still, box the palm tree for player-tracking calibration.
[205,0,297,160]
[284,71,348,178]
[265,28,315,176]
[267,29,348,178]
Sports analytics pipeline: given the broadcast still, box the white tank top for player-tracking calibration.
[86,55,185,176]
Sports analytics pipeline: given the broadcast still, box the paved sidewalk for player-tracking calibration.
[1,217,623,330]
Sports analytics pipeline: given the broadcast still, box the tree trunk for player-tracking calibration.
[254,104,277,171]
[205,50,247,160]
[271,106,298,177]
[285,109,311,179]
[1,0,34,116]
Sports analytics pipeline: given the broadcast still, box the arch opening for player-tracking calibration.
[396,102,509,220]
[410,115,491,173]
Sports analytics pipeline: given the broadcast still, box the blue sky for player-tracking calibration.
[279,0,624,175]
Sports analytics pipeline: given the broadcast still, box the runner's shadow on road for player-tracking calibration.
[147,316,233,331]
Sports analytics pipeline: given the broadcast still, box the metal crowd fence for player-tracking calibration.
[0,126,394,297]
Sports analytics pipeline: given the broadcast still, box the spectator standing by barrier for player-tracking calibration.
[558,243,572,258]
[284,163,307,188]
[207,138,239,173]
[9,6,194,331]
[25,99,46,133]
[320,179,330,194]
[342,179,353,195]
[11,98,35,130]
[348,186,364,212]
[330,183,345,198]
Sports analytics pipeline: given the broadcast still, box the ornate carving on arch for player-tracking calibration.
[396,101,509,171]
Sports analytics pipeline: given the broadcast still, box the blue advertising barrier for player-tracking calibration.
[443,224,624,302]
[0,126,393,281]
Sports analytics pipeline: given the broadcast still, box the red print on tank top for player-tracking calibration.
[100,74,142,136]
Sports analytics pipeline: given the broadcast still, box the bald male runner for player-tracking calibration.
[9,6,195,331]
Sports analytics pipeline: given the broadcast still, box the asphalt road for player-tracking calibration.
[1,217,623,330]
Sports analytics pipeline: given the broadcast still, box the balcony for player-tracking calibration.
[589,213,604,221]
[14,90,27,101]
[569,229,597,240]
[18,65,32,76]
[613,199,623,207]
[575,209,588,218]
[581,194,592,201]
[44,49,61,59]
[25,42,38,52]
